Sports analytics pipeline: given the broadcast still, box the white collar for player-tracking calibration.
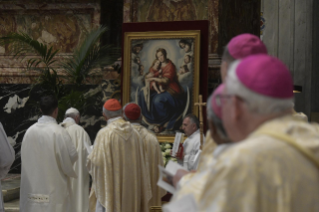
[62,117,76,124]
[38,115,57,124]
[107,117,122,125]
[131,123,141,126]
[188,129,200,139]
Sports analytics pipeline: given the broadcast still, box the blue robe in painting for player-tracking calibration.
[138,90,186,130]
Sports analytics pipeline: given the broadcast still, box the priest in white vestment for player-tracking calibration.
[196,55,319,211]
[181,114,204,171]
[61,107,91,212]
[20,95,78,212]
[87,99,151,212]
[123,102,166,208]
[0,122,15,212]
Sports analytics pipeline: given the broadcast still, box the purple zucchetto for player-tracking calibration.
[228,33,268,59]
[235,55,293,99]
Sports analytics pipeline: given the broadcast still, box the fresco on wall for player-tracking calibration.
[0,14,92,53]
[0,3,100,54]
[122,0,219,54]
[138,0,208,22]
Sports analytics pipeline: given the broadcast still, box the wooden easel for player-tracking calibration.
[194,95,206,149]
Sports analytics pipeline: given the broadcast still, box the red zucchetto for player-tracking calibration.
[103,99,122,111]
[124,103,141,120]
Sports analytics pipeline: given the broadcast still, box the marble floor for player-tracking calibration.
[2,174,20,212]
[4,199,19,212]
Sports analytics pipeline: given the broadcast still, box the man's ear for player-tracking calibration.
[55,107,59,116]
[232,96,244,121]
[193,122,198,131]
[208,120,217,135]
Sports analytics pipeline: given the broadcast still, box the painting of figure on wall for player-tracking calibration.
[129,38,195,134]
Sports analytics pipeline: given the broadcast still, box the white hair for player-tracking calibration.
[206,94,228,139]
[122,103,142,122]
[65,107,80,119]
[226,60,294,115]
[102,107,122,118]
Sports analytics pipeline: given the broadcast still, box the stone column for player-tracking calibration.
[261,0,318,119]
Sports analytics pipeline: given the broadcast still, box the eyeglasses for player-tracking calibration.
[214,94,233,106]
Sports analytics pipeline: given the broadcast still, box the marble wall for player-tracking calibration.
[0,1,124,173]
[0,2,100,75]
[0,80,120,173]
[261,0,318,119]
[123,0,219,54]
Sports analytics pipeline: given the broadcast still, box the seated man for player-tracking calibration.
[180,114,204,171]
[164,84,231,211]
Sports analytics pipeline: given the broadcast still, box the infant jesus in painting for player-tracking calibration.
[146,59,165,94]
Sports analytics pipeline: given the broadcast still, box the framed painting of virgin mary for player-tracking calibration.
[122,21,208,142]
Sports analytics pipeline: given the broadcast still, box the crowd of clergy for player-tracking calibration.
[1,33,319,212]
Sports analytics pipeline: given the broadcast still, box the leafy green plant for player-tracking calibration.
[62,27,119,86]
[0,32,63,98]
[0,26,120,122]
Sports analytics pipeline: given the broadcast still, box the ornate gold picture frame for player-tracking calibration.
[122,30,201,142]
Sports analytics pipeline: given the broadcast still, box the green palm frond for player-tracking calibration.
[0,32,58,70]
[62,26,120,85]
[57,90,86,122]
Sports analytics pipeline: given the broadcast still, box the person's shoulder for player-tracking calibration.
[142,127,157,139]
[26,121,38,130]
[218,135,286,166]
[69,123,86,132]
[96,120,130,136]
[190,131,201,141]
[166,59,175,66]
[25,121,44,134]
[23,124,34,139]
[96,125,110,136]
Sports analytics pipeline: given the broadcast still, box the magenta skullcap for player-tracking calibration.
[235,55,293,99]
[211,84,225,119]
[228,33,267,59]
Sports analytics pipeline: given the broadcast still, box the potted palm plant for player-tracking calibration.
[0,26,120,122]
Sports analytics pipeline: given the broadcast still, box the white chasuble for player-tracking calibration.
[20,116,78,212]
[198,115,319,212]
[87,118,152,212]
[61,117,91,212]
[0,122,15,212]
[131,123,166,208]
